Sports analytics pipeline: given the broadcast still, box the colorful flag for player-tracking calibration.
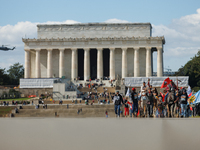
[189,95,195,103]
[127,101,132,110]
[161,77,170,88]
[160,92,165,102]
[191,90,200,104]
[188,92,192,97]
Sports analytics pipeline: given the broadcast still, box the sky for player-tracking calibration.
[0,0,200,72]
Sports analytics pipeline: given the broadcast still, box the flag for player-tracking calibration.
[161,77,170,88]
[189,95,195,103]
[191,90,200,104]
[127,101,132,110]
[188,92,192,97]
[137,109,140,117]
[187,86,192,96]
[126,88,131,97]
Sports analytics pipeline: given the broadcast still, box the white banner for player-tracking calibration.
[20,78,59,88]
[124,76,189,87]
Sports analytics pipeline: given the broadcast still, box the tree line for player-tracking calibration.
[0,63,24,85]
[175,50,200,92]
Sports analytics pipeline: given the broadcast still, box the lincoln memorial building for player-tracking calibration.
[23,23,165,81]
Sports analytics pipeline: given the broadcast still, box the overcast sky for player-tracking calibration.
[0,0,200,72]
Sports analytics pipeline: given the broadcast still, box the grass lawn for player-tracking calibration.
[0,98,32,101]
[0,107,13,117]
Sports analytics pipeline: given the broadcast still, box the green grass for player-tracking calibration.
[0,98,31,101]
[0,107,13,117]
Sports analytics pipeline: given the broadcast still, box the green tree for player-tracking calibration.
[0,68,10,85]
[7,63,24,85]
[175,50,200,91]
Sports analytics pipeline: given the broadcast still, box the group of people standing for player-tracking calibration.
[113,80,190,118]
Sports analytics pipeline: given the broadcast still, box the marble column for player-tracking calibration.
[122,47,127,78]
[35,49,41,78]
[110,48,115,80]
[157,47,163,77]
[134,47,140,77]
[146,47,152,77]
[71,48,77,80]
[59,48,65,78]
[24,49,30,78]
[47,49,53,78]
[84,48,90,81]
[97,48,103,80]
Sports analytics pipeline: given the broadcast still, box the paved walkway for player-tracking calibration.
[0,118,199,150]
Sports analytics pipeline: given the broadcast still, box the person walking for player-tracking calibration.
[131,88,138,117]
[180,89,188,118]
[140,89,147,117]
[146,88,154,117]
[166,89,175,118]
[124,97,129,117]
[113,91,123,117]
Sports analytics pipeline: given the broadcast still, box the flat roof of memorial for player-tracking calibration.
[37,22,152,27]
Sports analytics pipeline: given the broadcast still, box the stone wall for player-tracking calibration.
[40,50,47,78]
[64,49,72,79]
[139,48,146,77]
[0,88,53,97]
[115,48,122,77]
[52,50,59,78]
[127,48,134,77]
[37,23,152,39]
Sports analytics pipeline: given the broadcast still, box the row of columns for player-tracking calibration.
[24,47,163,80]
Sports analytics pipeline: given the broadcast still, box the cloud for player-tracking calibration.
[151,8,200,70]
[40,20,80,25]
[104,19,130,23]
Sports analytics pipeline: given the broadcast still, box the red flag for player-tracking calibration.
[137,109,140,117]
[161,77,170,88]
[127,101,132,110]
[188,92,192,97]
[160,92,165,102]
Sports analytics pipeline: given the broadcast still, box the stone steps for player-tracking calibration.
[78,87,115,93]
[15,106,115,117]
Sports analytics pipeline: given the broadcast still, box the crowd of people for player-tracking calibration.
[113,80,192,118]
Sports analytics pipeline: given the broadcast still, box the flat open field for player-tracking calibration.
[0,118,199,150]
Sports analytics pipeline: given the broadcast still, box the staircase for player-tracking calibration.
[14,104,116,117]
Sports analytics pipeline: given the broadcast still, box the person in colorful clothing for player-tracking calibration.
[124,97,129,117]
[157,93,164,117]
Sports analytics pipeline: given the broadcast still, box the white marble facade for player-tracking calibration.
[23,23,165,80]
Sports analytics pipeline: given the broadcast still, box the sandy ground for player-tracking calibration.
[0,117,199,150]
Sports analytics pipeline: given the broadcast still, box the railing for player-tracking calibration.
[53,91,63,101]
